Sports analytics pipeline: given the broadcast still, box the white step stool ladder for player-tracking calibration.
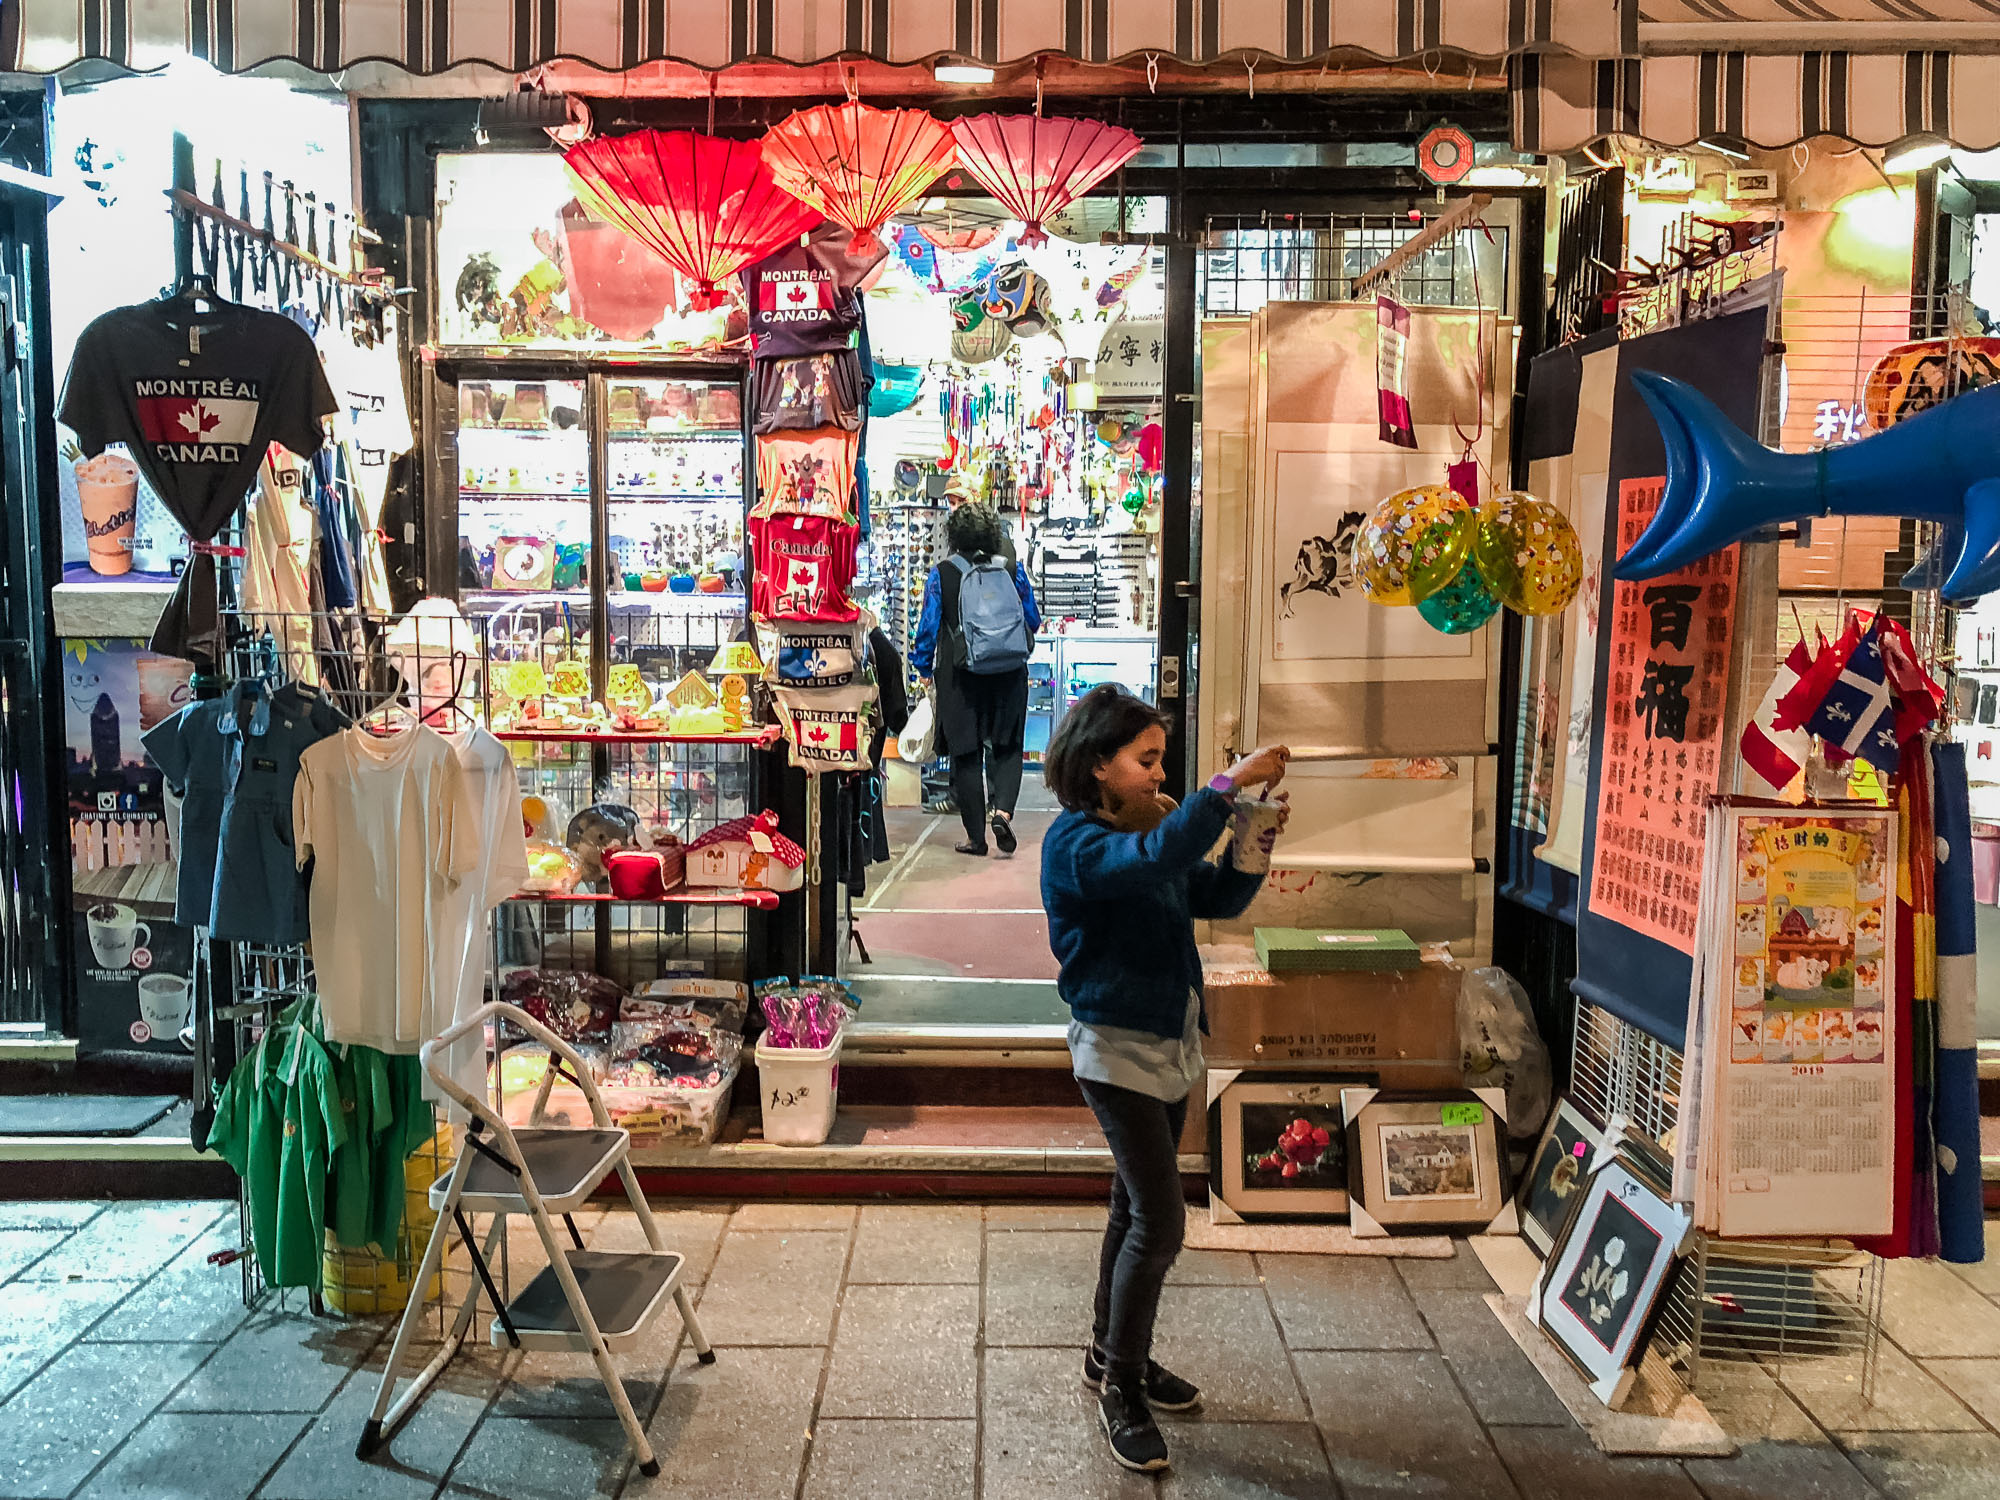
[358,1002,713,1476]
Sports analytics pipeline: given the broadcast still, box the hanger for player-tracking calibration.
[161,269,226,318]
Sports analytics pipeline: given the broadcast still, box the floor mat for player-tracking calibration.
[0,1094,181,1136]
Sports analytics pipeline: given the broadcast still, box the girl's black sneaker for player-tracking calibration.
[991,813,1017,856]
[1083,1346,1203,1412]
[1097,1379,1170,1472]
[953,839,987,856]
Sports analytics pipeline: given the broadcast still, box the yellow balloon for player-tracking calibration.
[1471,491,1583,615]
[1354,485,1477,607]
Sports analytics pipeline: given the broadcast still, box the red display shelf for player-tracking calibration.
[505,887,781,911]
[492,726,780,748]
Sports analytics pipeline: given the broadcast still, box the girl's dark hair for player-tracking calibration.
[1044,684,1170,812]
[946,500,1006,560]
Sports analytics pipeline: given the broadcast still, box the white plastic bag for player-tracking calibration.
[1459,966,1552,1141]
[898,693,937,763]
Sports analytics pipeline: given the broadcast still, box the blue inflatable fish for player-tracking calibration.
[1618,371,2000,605]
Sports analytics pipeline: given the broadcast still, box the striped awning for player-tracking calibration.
[1515,50,2000,154]
[4,1,1626,76]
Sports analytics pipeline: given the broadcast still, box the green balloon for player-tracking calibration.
[1416,563,1501,634]
[1407,513,1477,603]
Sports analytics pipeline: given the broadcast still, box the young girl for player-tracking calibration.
[1040,684,1289,1473]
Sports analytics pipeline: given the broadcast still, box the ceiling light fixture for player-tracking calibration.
[1884,131,1951,174]
[934,58,996,85]
[1697,134,1751,163]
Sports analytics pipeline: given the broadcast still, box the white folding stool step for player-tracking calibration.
[431,1127,628,1215]
[493,1249,685,1352]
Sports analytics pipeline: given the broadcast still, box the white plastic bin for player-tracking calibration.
[754,1032,843,1146]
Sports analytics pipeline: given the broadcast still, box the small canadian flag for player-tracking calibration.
[1740,637,1815,795]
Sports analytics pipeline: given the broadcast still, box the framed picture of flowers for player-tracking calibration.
[1530,1154,1693,1407]
[1206,1070,1374,1223]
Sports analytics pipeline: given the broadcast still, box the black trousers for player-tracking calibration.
[1078,1078,1189,1385]
[950,745,1023,844]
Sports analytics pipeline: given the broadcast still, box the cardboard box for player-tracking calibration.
[1199,943,1461,1081]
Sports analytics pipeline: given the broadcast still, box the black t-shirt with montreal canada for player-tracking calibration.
[740,223,889,360]
[60,300,337,544]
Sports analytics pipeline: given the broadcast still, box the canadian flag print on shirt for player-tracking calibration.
[760,272,834,323]
[134,379,261,463]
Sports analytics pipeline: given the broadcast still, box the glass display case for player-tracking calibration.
[437,364,756,739]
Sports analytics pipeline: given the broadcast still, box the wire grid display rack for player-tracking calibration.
[1569,1000,1884,1409]
[1199,211,1513,315]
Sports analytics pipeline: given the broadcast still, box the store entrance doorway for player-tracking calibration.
[836,188,1525,1041]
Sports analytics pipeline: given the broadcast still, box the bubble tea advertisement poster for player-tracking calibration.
[63,639,196,1051]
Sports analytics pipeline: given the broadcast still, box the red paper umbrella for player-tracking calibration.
[948,114,1144,248]
[761,102,956,257]
[563,130,821,311]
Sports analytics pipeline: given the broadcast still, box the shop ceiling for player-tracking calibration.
[8,1,2000,156]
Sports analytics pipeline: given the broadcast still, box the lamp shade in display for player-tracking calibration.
[761,102,956,256]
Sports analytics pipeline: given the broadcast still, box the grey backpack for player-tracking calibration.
[948,555,1031,674]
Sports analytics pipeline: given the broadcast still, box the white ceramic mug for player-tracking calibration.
[86,902,149,968]
[1229,795,1285,874]
[137,973,191,1035]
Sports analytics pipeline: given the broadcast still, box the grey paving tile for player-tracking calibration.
[75,1410,307,1500]
[1260,1255,1434,1351]
[588,1207,730,1286]
[1395,1239,1501,1293]
[1165,1249,1260,1286]
[442,1418,626,1500]
[1150,1284,1309,1422]
[1295,1349,1520,1500]
[1880,1257,2000,1360]
[1411,1287,1570,1428]
[166,1310,384,1413]
[18,1201,227,1283]
[0,1340,209,1498]
[630,1345,822,1499]
[87,1222,252,1343]
[1839,1431,2000,1500]
[1696,1358,1833,1445]
[691,1230,848,1346]
[1942,1223,2000,1299]
[848,1204,982,1284]
[495,1337,673,1422]
[1491,1425,1703,1500]
[800,1419,976,1500]
[264,1344,505,1500]
[0,1201,106,1230]
[821,1282,978,1418]
[1922,1358,2000,1429]
[1682,1440,1879,1500]
[1781,1340,1985,1434]
[0,1278,130,1351]
[986,1203,1110,1231]
[0,1345,60,1407]
[0,1229,68,1281]
[984,1230,1099,1347]
[728,1202,857,1231]
[982,1346,1156,1499]
[1157,1421,1335,1499]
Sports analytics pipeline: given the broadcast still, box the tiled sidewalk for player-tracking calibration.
[1,1199,1998,1499]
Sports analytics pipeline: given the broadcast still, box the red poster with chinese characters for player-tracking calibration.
[1588,477,1740,955]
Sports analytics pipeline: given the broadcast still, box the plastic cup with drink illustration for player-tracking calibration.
[75,451,141,576]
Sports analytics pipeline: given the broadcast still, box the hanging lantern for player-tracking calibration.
[562,130,821,312]
[761,101,956,257]
[948,114,1144,248]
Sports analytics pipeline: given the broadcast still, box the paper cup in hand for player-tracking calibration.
[1230,795,1284,874]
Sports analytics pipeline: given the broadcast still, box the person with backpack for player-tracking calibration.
[912,499,1041,857]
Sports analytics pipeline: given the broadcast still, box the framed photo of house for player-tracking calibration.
[1206,1070,1374,1223]
[1529,1155,1693,1408]
[1342,1087,1512,1236]
[1518,1098,1607,1258]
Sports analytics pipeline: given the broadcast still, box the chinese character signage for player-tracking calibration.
[1588,476,1739,955]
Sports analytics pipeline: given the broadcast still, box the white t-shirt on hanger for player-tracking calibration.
[429,724,530,1110]
[317,329,414,613]
[294,723,478,1052]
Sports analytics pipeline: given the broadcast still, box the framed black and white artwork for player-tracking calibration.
[1206,1070,1373,1223]
[1342,1087,1514,1237]
[1529,1155,1693,1408]
[1518,1098,1606,1258]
